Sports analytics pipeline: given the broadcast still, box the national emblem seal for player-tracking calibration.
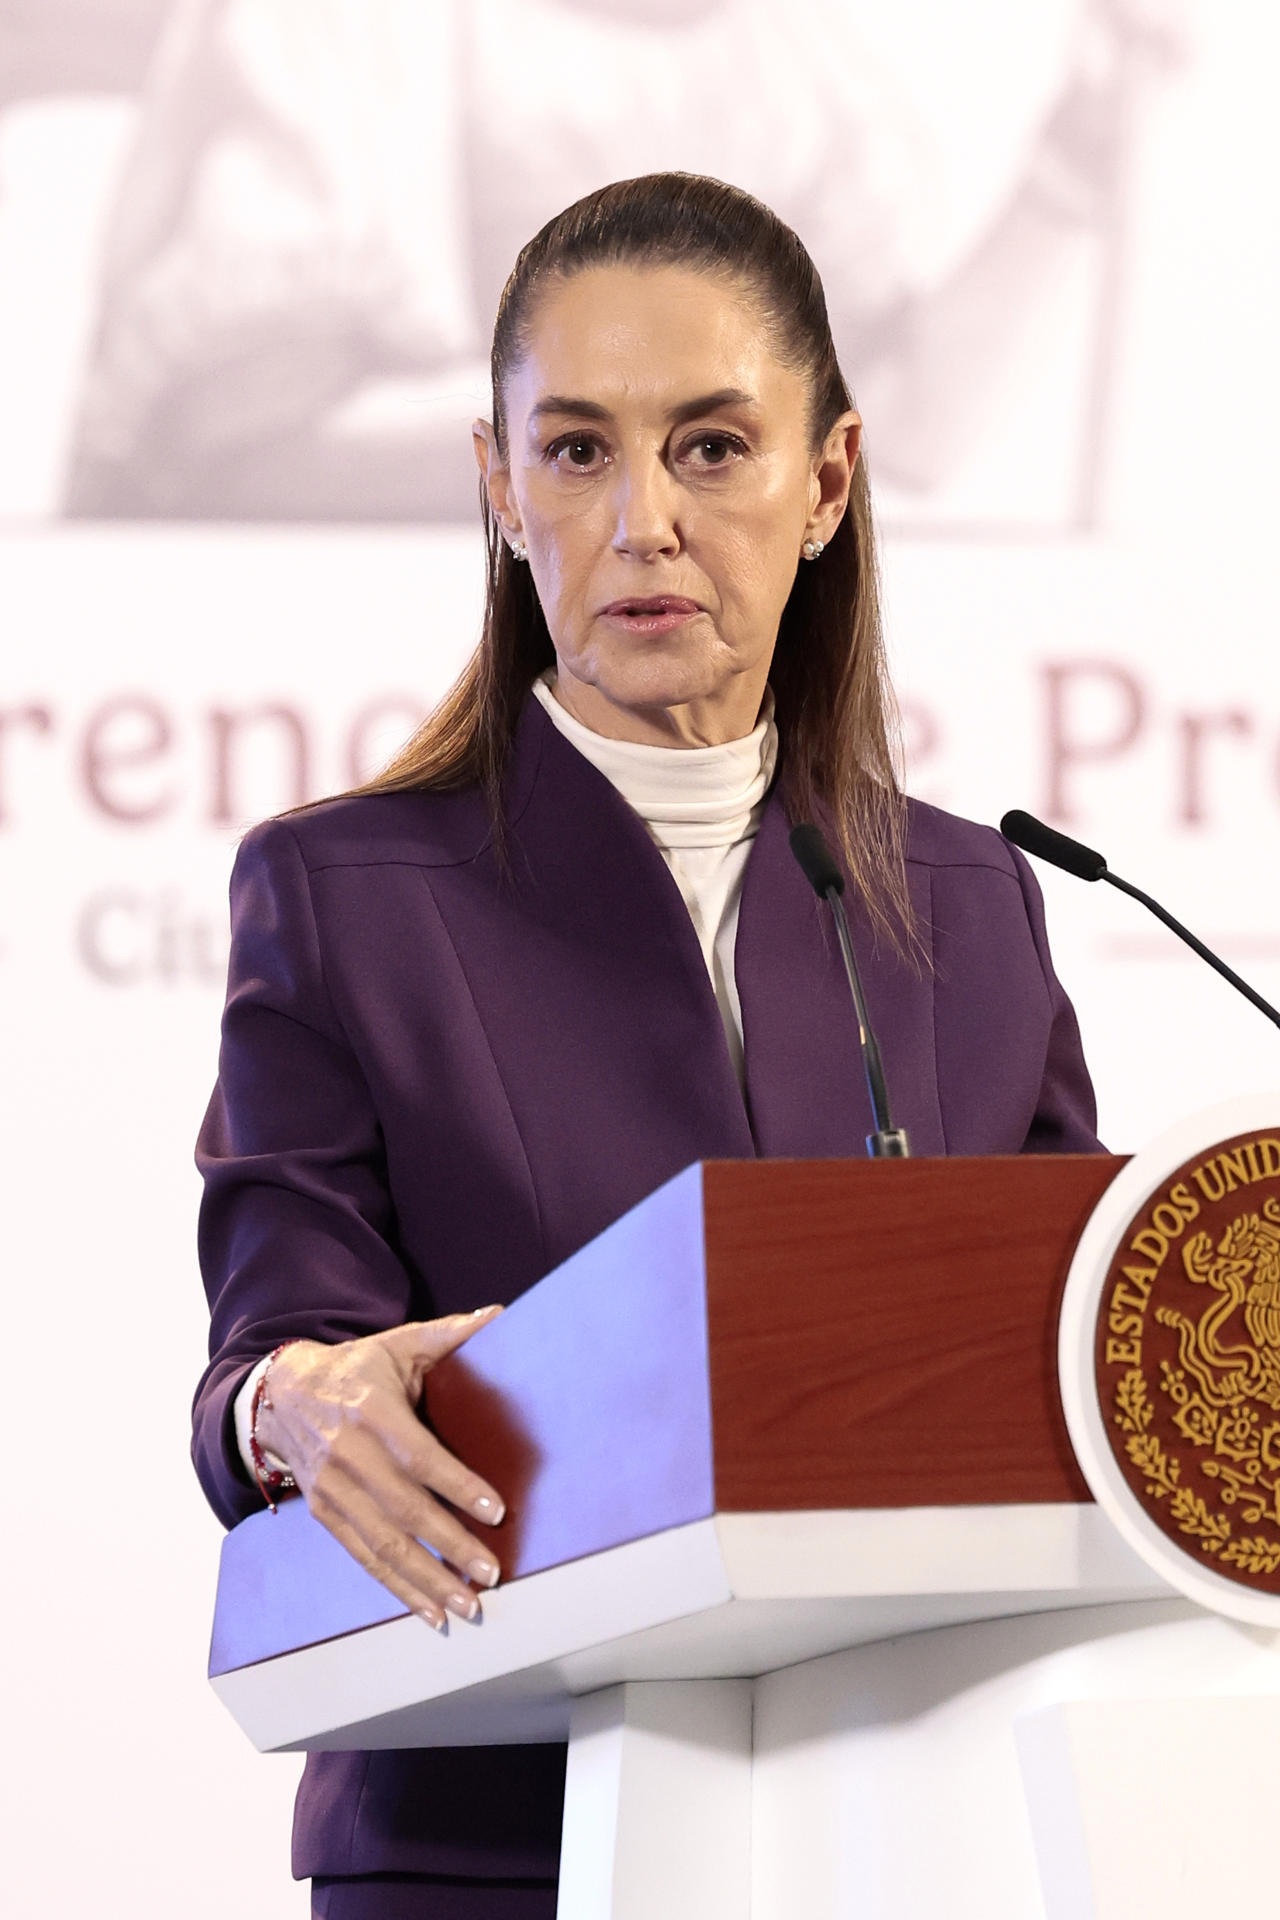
[1059,1095,1280,1624]
[1095,1130,1280,1590]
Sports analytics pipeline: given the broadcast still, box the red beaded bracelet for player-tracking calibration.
[248,1340,301,1512]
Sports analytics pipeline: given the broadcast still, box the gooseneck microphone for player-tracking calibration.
[790,823,910,1158]
[1000,809,1280,1032]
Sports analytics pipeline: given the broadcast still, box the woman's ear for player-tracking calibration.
[473,419,523,543]
[806,410,862,546]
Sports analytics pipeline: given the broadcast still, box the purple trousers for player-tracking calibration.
[311,1877,557,1918]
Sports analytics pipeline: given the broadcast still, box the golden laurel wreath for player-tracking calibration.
[1109,1193,1280,1579]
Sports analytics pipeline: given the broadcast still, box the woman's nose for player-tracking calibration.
[611,457,681,559]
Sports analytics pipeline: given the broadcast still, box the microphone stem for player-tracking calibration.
[1103,872,1280,1030]
[826,888,907,1154]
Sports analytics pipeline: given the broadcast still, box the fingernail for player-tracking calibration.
[473,1494,505,1524]
[418,1606,446,1633]
[467,1556,500,1589]
[470,1304,501,1318]
[445,1589,481,1622]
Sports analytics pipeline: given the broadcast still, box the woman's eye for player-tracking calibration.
[683,434,744,468]
[548,435,604,470]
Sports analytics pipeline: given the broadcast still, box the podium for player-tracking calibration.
[209,1158,1280,1917]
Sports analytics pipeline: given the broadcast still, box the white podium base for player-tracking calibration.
[558,1599,1280,1920]
[558,1682,752,1920]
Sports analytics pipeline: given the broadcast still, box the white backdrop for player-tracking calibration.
[3,2,1279,1914]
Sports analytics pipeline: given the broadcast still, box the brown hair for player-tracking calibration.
[362,172,909,941]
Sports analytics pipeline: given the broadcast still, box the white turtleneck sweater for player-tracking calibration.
[234,673,777,1483]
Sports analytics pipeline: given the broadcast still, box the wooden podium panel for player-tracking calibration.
[704,1154,1110,1508]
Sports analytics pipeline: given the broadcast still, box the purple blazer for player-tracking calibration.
[193,694,1101,1882]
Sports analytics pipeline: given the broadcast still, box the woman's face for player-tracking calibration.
[475,263,860,746]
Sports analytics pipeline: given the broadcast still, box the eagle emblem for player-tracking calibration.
[1158,1199,1280,1414]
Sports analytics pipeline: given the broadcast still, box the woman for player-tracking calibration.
[193,173,1101,1917]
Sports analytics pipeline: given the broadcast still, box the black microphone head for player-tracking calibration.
[790,822,845,897]
[1000,810,1108,883]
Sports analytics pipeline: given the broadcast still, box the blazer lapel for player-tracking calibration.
[427,702,755,1267]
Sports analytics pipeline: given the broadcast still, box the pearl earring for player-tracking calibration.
[802,538,825,561]
[510,539,528,562]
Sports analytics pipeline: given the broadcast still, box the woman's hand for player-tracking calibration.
[254,1310,507,1631]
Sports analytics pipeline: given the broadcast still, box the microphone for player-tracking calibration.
[1000,809,1280,1032]
[789,823,910,1158]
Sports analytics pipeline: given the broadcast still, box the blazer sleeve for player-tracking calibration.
[192,818,414,1529]
[1008,841,1105,1154]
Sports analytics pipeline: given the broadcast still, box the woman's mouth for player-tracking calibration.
[600,597,702,635]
